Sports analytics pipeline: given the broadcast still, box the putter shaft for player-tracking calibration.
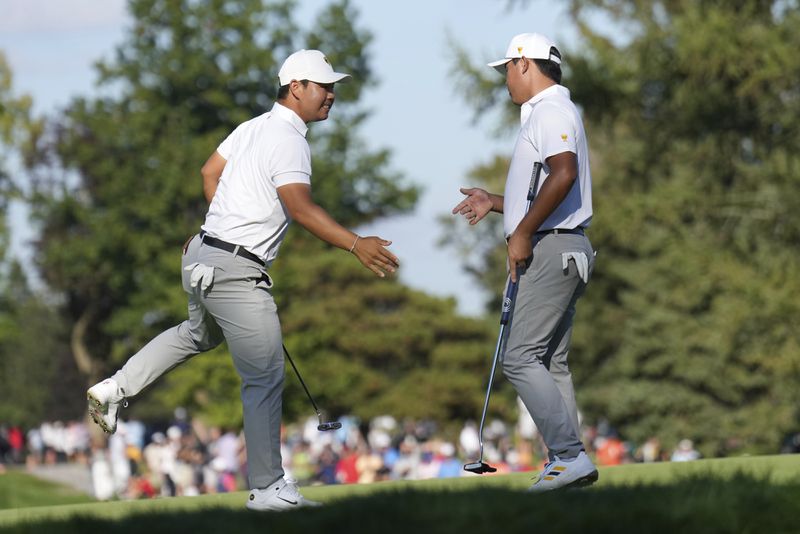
[464,162,541,474]
[282,344,340,431]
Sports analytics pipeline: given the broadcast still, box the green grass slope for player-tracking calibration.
[1,454,798,533]
[0,470,93,510]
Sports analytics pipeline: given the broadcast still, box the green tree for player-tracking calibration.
[0,262,76,427]
[0,53,73,426]
[445,0,800,455]
[0,51,26,258]
[568,0,800,456]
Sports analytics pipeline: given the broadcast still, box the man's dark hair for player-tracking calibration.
[533,46,562,84]
[277,79,309,100]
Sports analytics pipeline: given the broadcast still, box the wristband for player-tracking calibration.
[348,235,360,253]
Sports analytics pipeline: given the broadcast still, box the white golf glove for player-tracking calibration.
[561,252,590,283]
[184,262,215,291]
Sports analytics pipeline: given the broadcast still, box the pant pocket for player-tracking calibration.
[254,272,273,291]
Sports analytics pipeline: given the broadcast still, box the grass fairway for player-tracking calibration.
[0,470,93,510]
[1,454,798,533]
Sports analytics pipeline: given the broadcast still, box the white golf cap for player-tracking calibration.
[278,49,351,86]
[487,33,562,73]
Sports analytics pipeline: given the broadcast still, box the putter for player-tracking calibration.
[282,344,342,432]
[464,275,519,474]
[464,162,542,475]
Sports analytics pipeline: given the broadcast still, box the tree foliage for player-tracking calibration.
[0,54,74,427]
[0,51,32,224]
[568,0,800,456]
[0,262,76,427]
[445,0,800,455]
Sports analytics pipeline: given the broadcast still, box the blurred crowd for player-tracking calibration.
[5,404,797,499]
[0,420,91,470]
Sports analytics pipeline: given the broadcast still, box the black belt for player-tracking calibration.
[199,231,265,267]
[537,227,585,236]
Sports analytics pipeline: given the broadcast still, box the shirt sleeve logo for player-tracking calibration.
[561,134,568,142]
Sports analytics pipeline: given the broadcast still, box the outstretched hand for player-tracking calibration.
[352,236,399,278]
[452,187,493,225]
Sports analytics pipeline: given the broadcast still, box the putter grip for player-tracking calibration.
[500,279,518,325]
[500,163,539,326]
[528,162,541,202]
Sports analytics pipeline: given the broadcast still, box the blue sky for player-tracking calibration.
[0,0,579,316]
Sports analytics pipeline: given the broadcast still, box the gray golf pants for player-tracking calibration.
[112,234,284,489]
[502,231,594,461]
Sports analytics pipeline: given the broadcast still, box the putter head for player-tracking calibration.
[317,421,342,432]
[463,461,497,474]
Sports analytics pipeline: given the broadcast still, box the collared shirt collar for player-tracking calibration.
[271,102,309,137]
[520,84,571,125]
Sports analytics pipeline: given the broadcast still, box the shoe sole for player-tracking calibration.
[246,502,321,512]
[246,504,290,512]
[246,501,304,512]
[529,469,599,493]
[564,469,599,490]
[87,391,116,434]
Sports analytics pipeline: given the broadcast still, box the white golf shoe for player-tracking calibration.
[87,378,126,434]
[246,478,321,512]
[528,451,599,493]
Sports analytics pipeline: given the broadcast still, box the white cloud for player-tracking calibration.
[0,0,129,33]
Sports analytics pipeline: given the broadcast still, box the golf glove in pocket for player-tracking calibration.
[561,252,590,283]
[185,262,215,291]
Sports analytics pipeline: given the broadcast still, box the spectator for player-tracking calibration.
[127,472,157,499]
[671,439,701,462]
[355,443,384,484]
[595,434,627,466]
[437,442,462,478]
[639,437,661,463]
[459,421,480,460]
[8,426,24,464]
[0,427,10,466]
[26,427,43,467]
[781,432,800,454]
[108,423,131,496]
[335,446,360,484]
[392,435,421,480]
[90,443,115,500]
[212,428,240,472]
[314,445,339,485]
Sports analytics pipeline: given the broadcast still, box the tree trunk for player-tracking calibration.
[70,306,97,384]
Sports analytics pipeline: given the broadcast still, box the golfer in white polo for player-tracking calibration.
[453,33,599,491]
[87,49,399,510]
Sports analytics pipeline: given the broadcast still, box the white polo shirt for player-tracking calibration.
[503,84,593,238]
[201,103,311,265]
